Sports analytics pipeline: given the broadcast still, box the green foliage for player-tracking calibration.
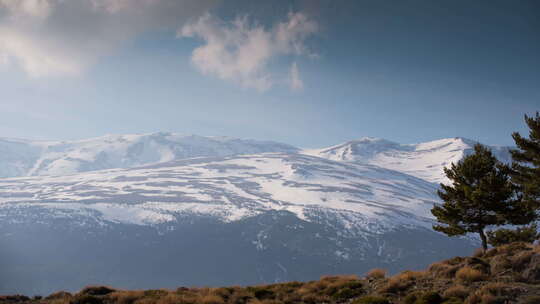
[351,295,390,304]
[431,144,519,250]
[487,224,539,247]
[510,112,540,223]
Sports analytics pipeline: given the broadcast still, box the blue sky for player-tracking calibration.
[0,0,538,147]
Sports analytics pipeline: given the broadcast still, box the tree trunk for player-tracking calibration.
[479,229,488,251]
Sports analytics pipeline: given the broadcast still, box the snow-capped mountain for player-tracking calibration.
[0,132,297,178]
[0,134,508,294]
[304,137,512,184]
[0,153,438,230]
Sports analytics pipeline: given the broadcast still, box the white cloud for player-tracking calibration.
[0,0,218,77]
[0,27,82,77]
[179,12,317,91]
[0,0,52,19]
[289,62,303,91]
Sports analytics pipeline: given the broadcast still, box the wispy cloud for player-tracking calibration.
[289,62,303,91]
[0,0,218,77]
[179,12,318,91]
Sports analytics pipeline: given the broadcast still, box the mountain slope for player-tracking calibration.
[0,153,474,294]
[304,137,512,184]
[0,153,438,231]
[0,133,297,178]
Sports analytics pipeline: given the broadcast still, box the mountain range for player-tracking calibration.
[0,133,512,295]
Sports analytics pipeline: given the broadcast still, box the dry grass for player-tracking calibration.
[478,282,524,298]
[320,274,359,282]
[472,248,485,257]
[199,294,225,304]
[463,282,526,304]
[365,268,386,280]
[428,261,460,278]
[489,255,511,275]
[378,271,426,294]
[442,285,469,299]
[455,266,485,283]
[109,291,145,304]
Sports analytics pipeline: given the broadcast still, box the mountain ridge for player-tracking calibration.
[0,133,512,183]
[304,136,512,184]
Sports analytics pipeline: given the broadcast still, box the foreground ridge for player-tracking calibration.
[3,242,540,304]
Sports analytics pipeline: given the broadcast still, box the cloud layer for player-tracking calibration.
[179,12,317,91]
[0,1,317,92]
[0,0,218,77]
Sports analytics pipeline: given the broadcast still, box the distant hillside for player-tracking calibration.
[0,133,298,177]
[304,137,512,184]
[0,134,510,181]
[3,242,540,304]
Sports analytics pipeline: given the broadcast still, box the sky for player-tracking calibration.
[0,0,538,148]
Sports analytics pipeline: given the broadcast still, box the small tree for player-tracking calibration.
[510,112,540,220]
[431,144,517,250]
[487,224,539,247]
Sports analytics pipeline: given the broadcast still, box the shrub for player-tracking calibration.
[379,271,426,294]
[352,295,390,304]
[428,262,459,278]
[227,289,253,304]
[442,285,469,300]
[472,248,485,258]
[478,294,505,304]
[419,292,443,304]
[0,295,31,302]
[330,287,363,301]
[199,294,225,304]
[477,282,523,300]
[366,268,386,280]
[108,291,145,304]
[143,290,168,298]
[487,224,539,247]
[69,295,104,304]
[300,293,329,304]
[441,298,463,304]
[46,291,73,300]
[404,291,442,304]
[249,288,275,300]
[320,274,359,282]
[404,292,421,304]
[489,255,512,275]
[156,294,186,304]
[79,286,116,296]
[511,249,535,271]
[520,295,540,304]
[464,293,481,304]
[455,267,485,283]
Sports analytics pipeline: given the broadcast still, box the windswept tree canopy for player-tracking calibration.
[510,112,540,217]
[431,144,532,250]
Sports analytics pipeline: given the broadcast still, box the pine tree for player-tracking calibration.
[510,112,540,220]
[431,144,517,250]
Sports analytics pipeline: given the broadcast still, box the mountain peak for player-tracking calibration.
[306,136,511,184]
